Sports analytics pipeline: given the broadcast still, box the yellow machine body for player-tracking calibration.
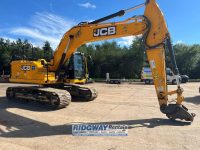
[65,79,86,84]
[10,52,88,84]
[10,59,56,84]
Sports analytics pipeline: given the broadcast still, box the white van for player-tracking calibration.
[141,67,181,84]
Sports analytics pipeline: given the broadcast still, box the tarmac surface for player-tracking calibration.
[0,82,199,150]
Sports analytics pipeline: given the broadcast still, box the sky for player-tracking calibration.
[0,0,200,49]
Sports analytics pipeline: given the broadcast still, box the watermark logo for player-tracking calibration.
[72,124,128,136]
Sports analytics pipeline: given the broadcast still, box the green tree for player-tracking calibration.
[43,41,53,61]
[172,44,200,78]
[125,37,145,78]
[1,36,200,79]
[0,38,46,74]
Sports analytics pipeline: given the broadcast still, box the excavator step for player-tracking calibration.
[6,86,71,109]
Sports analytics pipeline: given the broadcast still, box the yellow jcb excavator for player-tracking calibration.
[6,0,195,121]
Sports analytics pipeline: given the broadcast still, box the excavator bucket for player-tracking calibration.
[161,104,195,122]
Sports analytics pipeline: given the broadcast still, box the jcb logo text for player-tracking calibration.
[93,26,116,37]
[21,65,31,71]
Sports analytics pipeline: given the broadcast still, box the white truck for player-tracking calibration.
[141,67,181,84]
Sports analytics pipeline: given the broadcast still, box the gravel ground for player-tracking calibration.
[0,82,199,150]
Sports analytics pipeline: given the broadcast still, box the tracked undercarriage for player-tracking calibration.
[6,86,71,109]
[6,84,97,109]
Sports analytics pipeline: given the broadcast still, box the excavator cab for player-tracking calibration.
[64,52,87,84]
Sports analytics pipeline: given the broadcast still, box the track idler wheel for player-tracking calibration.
[50,95,60,107]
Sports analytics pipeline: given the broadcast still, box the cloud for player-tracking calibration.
[79,2,96,9]
[174,40,184,44]
[11,27,59,44]
[118,35,142,47]
[118,36,136,46]
[1,36,16,42]
[10,12,75,49]
[1,36,39,47]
